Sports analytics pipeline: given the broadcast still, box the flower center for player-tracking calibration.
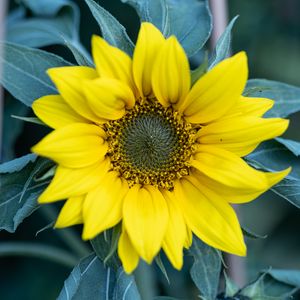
[105,99,197,190]
[121,113,178,171]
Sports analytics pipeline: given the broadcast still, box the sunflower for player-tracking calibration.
[32,22,290,273]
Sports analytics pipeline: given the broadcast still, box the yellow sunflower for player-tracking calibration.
[32,22,290,273]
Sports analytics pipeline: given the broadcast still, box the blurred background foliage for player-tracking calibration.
[229,0,300,280]
[1,0,300,299]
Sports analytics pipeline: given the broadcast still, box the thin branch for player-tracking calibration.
[0,242,78,268]
[39,205,91,258]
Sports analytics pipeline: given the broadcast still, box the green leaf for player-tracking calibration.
[0,154,37,173]
[7,19,93,66]
[246,140,300,208]
[113,267,141,300]
[11,115,46,126]
[276,137,300,157]
[34,165,56,182]
[90,230,121,270]
[7,12,76,48]
[20,0,79,23]
[63,39,94,66]
[122,0,212,57]
[246,79,300,118]
[224,272,239,297]
[84,0,134,55]
[271,178,300,209]
[189,236,221,300]
[191,52,208,85]
[247,140,300,179]
[243,86,271,97]
[154,254,170,284]
[240,272,298,299]
[0,42,71,107]
[7,1,93,66]
[57,254,113,300]
[121,0,169,31]
[57,254,141,300]
[0,156,53,232]
[209,16,239,68]
[266,269,300,288]
[242,226,267,240]
[103,224,121,265]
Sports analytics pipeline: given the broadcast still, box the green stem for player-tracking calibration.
[40,205,91,257]
[134,261,157,300]
[0,242,78,268]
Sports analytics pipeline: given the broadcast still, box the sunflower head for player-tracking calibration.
[32,22,290,273]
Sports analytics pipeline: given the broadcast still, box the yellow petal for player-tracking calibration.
[83,78,135,121]
[82,172,128,240]
[194,167,291,204]
[197,116,289,157]
[184,227,193,249]
[118,227,139,273]
[92,35,135,92]
[162,190,186,270]
[191,145,269,190]
[152,36,190,108]
[180,52,248,124]
[222,96,274,119]
[47,66,101,123]
[133,22,165,97]
[123,184,168,263]
[32,123,108,168]
[55,195,85,228]
[174,176,246,256]
[32,95,88,129]
[38,158,110,203]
